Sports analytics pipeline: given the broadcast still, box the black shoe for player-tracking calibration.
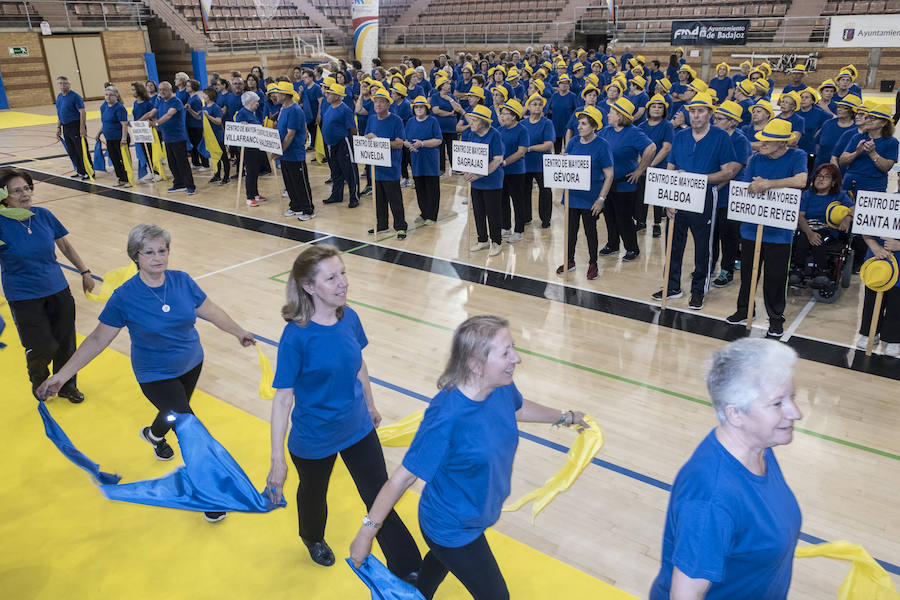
[541,221,551,229]
[219,177,230,185]
[789,270,804,286]
[360,185,372,196]
[713,271,734,288]
[322,197,342,204]
[767,321,784,338]
[652,224,662,238]
[688,292,704,310]
[635,221,646,232]
[204,511,227,523]
[810,275,831,289]
[348,200,359,208]
[725,311,749,325]
[599,245,618,256]
[139,427,175,461]
[622,250,640,262]
[651,288,683,300]
[396,230,407,240]
[324,178,334,184]
[402,571,419,586]
[368,227,391,234]
[58,386,85,404]
[303,539,335,567]
[208,174,221,184]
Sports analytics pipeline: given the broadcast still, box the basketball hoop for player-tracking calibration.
[252,0,281,21]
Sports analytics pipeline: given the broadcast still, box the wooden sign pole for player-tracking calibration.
[661,214,675,311]
[562,189,569,278]
[746,224,764,331]
[234,146,245,209]
[865,291,884,356]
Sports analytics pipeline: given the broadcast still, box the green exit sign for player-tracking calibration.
[8,46,28,57]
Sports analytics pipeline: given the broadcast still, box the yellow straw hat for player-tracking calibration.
[605,80,625,94]
[825,201,851,229]
[754,78,771,94]
[531,79,545,94]
[491,86,509,102]
[326,82,346,97]
[656,77,672,93]
[646,93,668,108]
[686,92,714,110]
[467,104,493,123]
[631,75,647,90]
[391,82,408,97]
[818,79,837,91]
[526,92,547,109]
[466,86,485,100]
[800,87,820,103]
[274,81,299,100]
[715,100,743,122]
[500,99,524,119]
[835,93,861,110]
[687,79,708,94]
[611,97,636,121]
[753,99,775,118]
[859,254,899,292]
[410,95,431,109]
[755,118,793,141]
[737,79,755,97]
[575,105,604,130]
[434,75,450,90]
[867,104,894,121]
[581,84,600,98]
[371,88,391,101]
[716,62,730,73]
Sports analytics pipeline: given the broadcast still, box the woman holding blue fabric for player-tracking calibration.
[98,86,129,187]
[38,223,254,522]
[266,244,422,576]
[350,314,587,599]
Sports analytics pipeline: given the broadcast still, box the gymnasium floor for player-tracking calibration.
[0,103,898,599]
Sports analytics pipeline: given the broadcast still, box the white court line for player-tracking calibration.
[194,240,326,280]
[781,298,816,342]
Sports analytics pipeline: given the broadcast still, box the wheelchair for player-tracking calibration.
[789,222,854,303]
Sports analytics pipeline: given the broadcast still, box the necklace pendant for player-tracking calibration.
[162,304,170,313]
[27,227,32,234]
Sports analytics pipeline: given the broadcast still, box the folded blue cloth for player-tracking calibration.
[346,556,426,600]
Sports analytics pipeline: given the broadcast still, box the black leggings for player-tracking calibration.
[105,139,129,182]
[523,171,552,226]
[8,287,77,392]
[603,188,639,252]
[417,531,509,600]
[440,132,456,171]
[282,159,314,213]
[414,175,440,221]
[566,207,600,264]
[289,429,421,578]
[471,187,503,244]
[187,126,209,167]
[501,172,528,232]
[138,361,202,438]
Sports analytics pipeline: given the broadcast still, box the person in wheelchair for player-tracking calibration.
[792,163,853,291]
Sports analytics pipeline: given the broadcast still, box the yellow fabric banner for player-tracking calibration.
[795,541,900,600]
[257,346,275,400]
[81,138,94,181]
[376,410,425,447]
[151,128,166,181]
[120,143,136,187]
[314,124,326,163]
[202,114,223,170]
[85,263,137,302]
[503,415,605,522]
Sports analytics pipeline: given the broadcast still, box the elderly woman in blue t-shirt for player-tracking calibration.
[650,338,803,600]
[349,314,587,600]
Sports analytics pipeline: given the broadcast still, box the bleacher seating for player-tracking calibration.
[380,0,414,27]
[822,0,900,14]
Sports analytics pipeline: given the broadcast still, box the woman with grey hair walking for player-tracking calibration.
[350,314,588,599]
[649,338,803,600]
[38,223,254,522]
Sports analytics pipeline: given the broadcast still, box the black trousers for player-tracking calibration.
[187,126,209,167]
[712,206,741,274]
[215,147,231,180]
[282,160,314,214]
[401,147,411,180]
[8,287,77,392]
[554,136,564,154]
[472,187,503,245]
[604,189,639,252]
[105,139,129,183]
[440,132,456,172]
[793,228,844,275]
[138,362,202,438]
[736,239,791,327]
[566,207,600,264]
[306,120,317,149]
[417,532,509,600]
[501,173,528,232]
[635,174,663,225]
[243,147,263,199]
[289,429,421,578]
[327,137,359,204]
[62,121,86,176]
[860,286,900,343]
[667,199,715,296]
[524,171,552,226]
[164,140,194,190]
[375,179,407,230]
[414,175,440,221]
[363,164,372,187]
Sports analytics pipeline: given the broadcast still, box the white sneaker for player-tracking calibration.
[508,232,523,243]
[488,242,502,256]
[282,190,289,198]
[400,178,410,188]
[297,212,315,221]
[470,241,489,252]
[196,166,209,172]
[856,334,880,350]
[284,209,301,216]
[139,172,153,182]
[501,228,511,238]
[885,342,900,357]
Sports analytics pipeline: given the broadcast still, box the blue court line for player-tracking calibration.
[61,264,900,577]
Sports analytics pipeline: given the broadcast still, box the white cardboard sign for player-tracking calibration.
[224,121,259,148]
[643,167,708,213]
[727,182,801,230]
[256,126,283,155]
[353,135,391,167]
[452,140,489,176]
[129,120,154,144]
[542,154,591,191]
[853,190,900,239]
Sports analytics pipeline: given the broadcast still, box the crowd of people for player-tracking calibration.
[51,45,900,350]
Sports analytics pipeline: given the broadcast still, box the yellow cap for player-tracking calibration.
[575,105,605,130]
[500,99,524,119]
[391,82,408,97]
[755,118,793,141]
[716,100,743,121]
[468,104,493,123]
[410,95,430,109]
[326,83,346,97]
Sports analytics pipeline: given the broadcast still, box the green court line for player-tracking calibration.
[340,298,900,462]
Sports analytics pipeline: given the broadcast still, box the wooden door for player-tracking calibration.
[42,36,83,96]
[72,36,110,99]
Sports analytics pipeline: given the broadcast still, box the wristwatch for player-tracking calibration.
[363,515,381,530]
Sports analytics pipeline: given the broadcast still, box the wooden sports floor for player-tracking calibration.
[1,103,898,599]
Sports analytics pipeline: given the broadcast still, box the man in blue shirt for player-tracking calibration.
[654,93,740,309]
[302,69,324,151]
[364,89,408,238]
[781,64,809,95]
[155,82,196,194]
[55,76,88,179]
[321,83,359,208]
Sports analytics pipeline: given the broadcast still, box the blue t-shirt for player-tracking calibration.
[462,126,504,190]
[430,91,459,133]
[737,99,755,125]
[782,83,808,95]
[364,113,405,181]
[235,107,260,125]
[215,91,228,115]
[521,116,556,172]
[277,103,306,162]
[814,117,854,171]
[797,106,829,154]
[599,125,652,192]
[100,102,127,141]
[780,113,805,138]
[0,207,69,301]
[800,189,853,235]
[175,88,189,107]
[321,102,355,146]
[56,91,84,124]
[549,91,580,137]
[157,97,188,143]
[639,119,674,156]
[669,126,737,213]
[455,78,473,96]
[498,122,529,176]
[649,430,801,600]
[563,135,613,209]
[356,98,373,134]
[186,94,203,128]
[132,100,154,121]
[628,91,650,125]
[843,133,900,192]
[718,130,751,208]
[402,384,522,547]
[709,77,734,103]
[272,307,374,460]
[739,148,807,244]
[405,115,442,177]
[224,93,243,123]
[201,103,224,145]
[98,270,206,383]
[389,98,413,123]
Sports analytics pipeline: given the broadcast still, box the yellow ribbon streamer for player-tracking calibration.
[314,123,326,164]
[257,346,275,400]
[150,128,166,181]
[120,143,136,187]
[202,113,223,170]
[376,410,425,447]
[503,415,604,522]
[795,541,900,600]
[81,138,94,181]
[84,263,137,302]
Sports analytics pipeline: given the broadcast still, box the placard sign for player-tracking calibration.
[224,121,258,148]
[451,140,489,176]
[727,182,800,230]
[643,167,708,213]
[853,190,900,239]
[542,154,591,191]
[129,120,154,144]
[353,135,391,167]
[256,126,283,155]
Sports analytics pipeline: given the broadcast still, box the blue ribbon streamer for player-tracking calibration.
[346,556,426,600]
[38,402,121,485]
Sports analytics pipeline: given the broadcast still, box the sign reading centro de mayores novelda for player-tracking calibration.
[671,20,749,46]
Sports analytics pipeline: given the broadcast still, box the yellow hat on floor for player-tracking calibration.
[859,254,899,292]
[755,118,793,141]
[825,201,851,229]
[575,105,604,130]
[467,104,493,123]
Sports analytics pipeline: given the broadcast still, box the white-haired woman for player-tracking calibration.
[235,91,266,206]
[38,224,254,522]
[98,85,129,186]
[265,244,422,577]
[649,338,803,600]
[350,314,587,599]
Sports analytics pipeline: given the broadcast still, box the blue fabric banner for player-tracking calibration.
[346,556,426,600]
[38,402,121,485]
[58,135,79,172]
[92,140,108,172]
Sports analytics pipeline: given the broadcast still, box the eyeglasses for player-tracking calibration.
[139,248,169,257]
[8,185,34,194]
[814,173,833,179]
